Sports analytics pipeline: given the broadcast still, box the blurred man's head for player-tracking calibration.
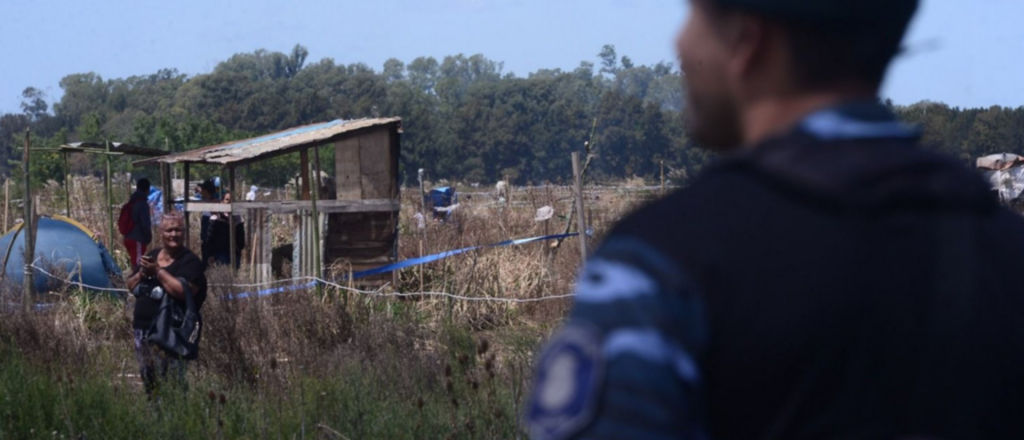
[677,0,919,151]
[137,178,151,193]
[199,180,217,200]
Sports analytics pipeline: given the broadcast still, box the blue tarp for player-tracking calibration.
[425,187,457,219]
[148,187,164,225]
[0,216,122,293]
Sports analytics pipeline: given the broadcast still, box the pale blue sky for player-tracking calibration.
[1,0,1020,114]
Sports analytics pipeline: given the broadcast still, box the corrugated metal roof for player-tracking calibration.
[62,142,168,157]
[135,117,401,166]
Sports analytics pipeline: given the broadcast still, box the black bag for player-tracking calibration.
[147,277,202,360]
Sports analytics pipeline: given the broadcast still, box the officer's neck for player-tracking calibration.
[741,86,878,147]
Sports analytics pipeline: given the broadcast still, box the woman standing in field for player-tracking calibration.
[126,213,207,397]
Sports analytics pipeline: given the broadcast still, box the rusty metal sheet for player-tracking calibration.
[134,117,401,166]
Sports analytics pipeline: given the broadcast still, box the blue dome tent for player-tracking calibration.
[0,216,122,294]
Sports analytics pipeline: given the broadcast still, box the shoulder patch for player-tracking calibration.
[575,258,658,303]
[526,324,604,440]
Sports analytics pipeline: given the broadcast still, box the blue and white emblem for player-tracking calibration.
[527,324,603,440]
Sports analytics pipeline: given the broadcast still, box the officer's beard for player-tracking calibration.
[683,87,744,154]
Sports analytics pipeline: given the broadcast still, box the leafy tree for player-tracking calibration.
[20,88,48,120]
[3,43,1020,189]
[598,45,618,75]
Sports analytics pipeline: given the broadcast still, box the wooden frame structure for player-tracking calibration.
[31,141,168,250]
[136,118,402,285]
[19,136,167,308]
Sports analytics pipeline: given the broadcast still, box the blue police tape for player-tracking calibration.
[347,232,579,279]
[223,281,317,300]
[19,233,582,304]
[219,232,579,300]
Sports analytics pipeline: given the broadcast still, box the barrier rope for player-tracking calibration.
[29,264,577,302]
[18,231,582,303]
[31,264,131,294]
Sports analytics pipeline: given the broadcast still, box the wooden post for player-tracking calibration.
[157,162,169,215]
[22,128,33,312]
[300,150,311,201]
[418,239,424,292]
[418,169,428,245]
[105,141,114,250]
[504,174,512,205]
[62,151,71,217]
[310,146,324,295]
[183,162,191,249]
[3,179,9,232]
[660,160,666,196]
[158,163,166,215]
[67,154,75,217]
[304,213,311,277]
[161,139,172,217]
[260,209,271,284]
[228,166,237,273]
[572,152,588,261]
[248,209,257,283]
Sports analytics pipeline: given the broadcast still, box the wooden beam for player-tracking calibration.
[183,199,400,214]
[33,147,125,156]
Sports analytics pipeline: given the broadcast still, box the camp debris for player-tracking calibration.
[426,187,458,220]
[535,206,555,222]
[977,153,1024,203]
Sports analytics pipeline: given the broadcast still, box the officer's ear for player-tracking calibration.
[703,6,768,95]
[723,13,793,100]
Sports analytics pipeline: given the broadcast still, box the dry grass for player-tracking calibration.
[0,178,654,439]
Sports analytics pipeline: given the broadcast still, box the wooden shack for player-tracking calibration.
[136,118,402,285]
[330,123,400,276]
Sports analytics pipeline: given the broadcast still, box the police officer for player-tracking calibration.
[527,0,1024,439]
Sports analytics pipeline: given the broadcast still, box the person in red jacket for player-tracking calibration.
[121,178,152,271]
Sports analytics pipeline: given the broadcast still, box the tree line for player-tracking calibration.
[1,44,1022,190]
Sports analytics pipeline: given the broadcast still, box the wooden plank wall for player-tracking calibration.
[329,126,400,283]
[246,208,272,284]
[336,136,362,200]
[334,127,396,199]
